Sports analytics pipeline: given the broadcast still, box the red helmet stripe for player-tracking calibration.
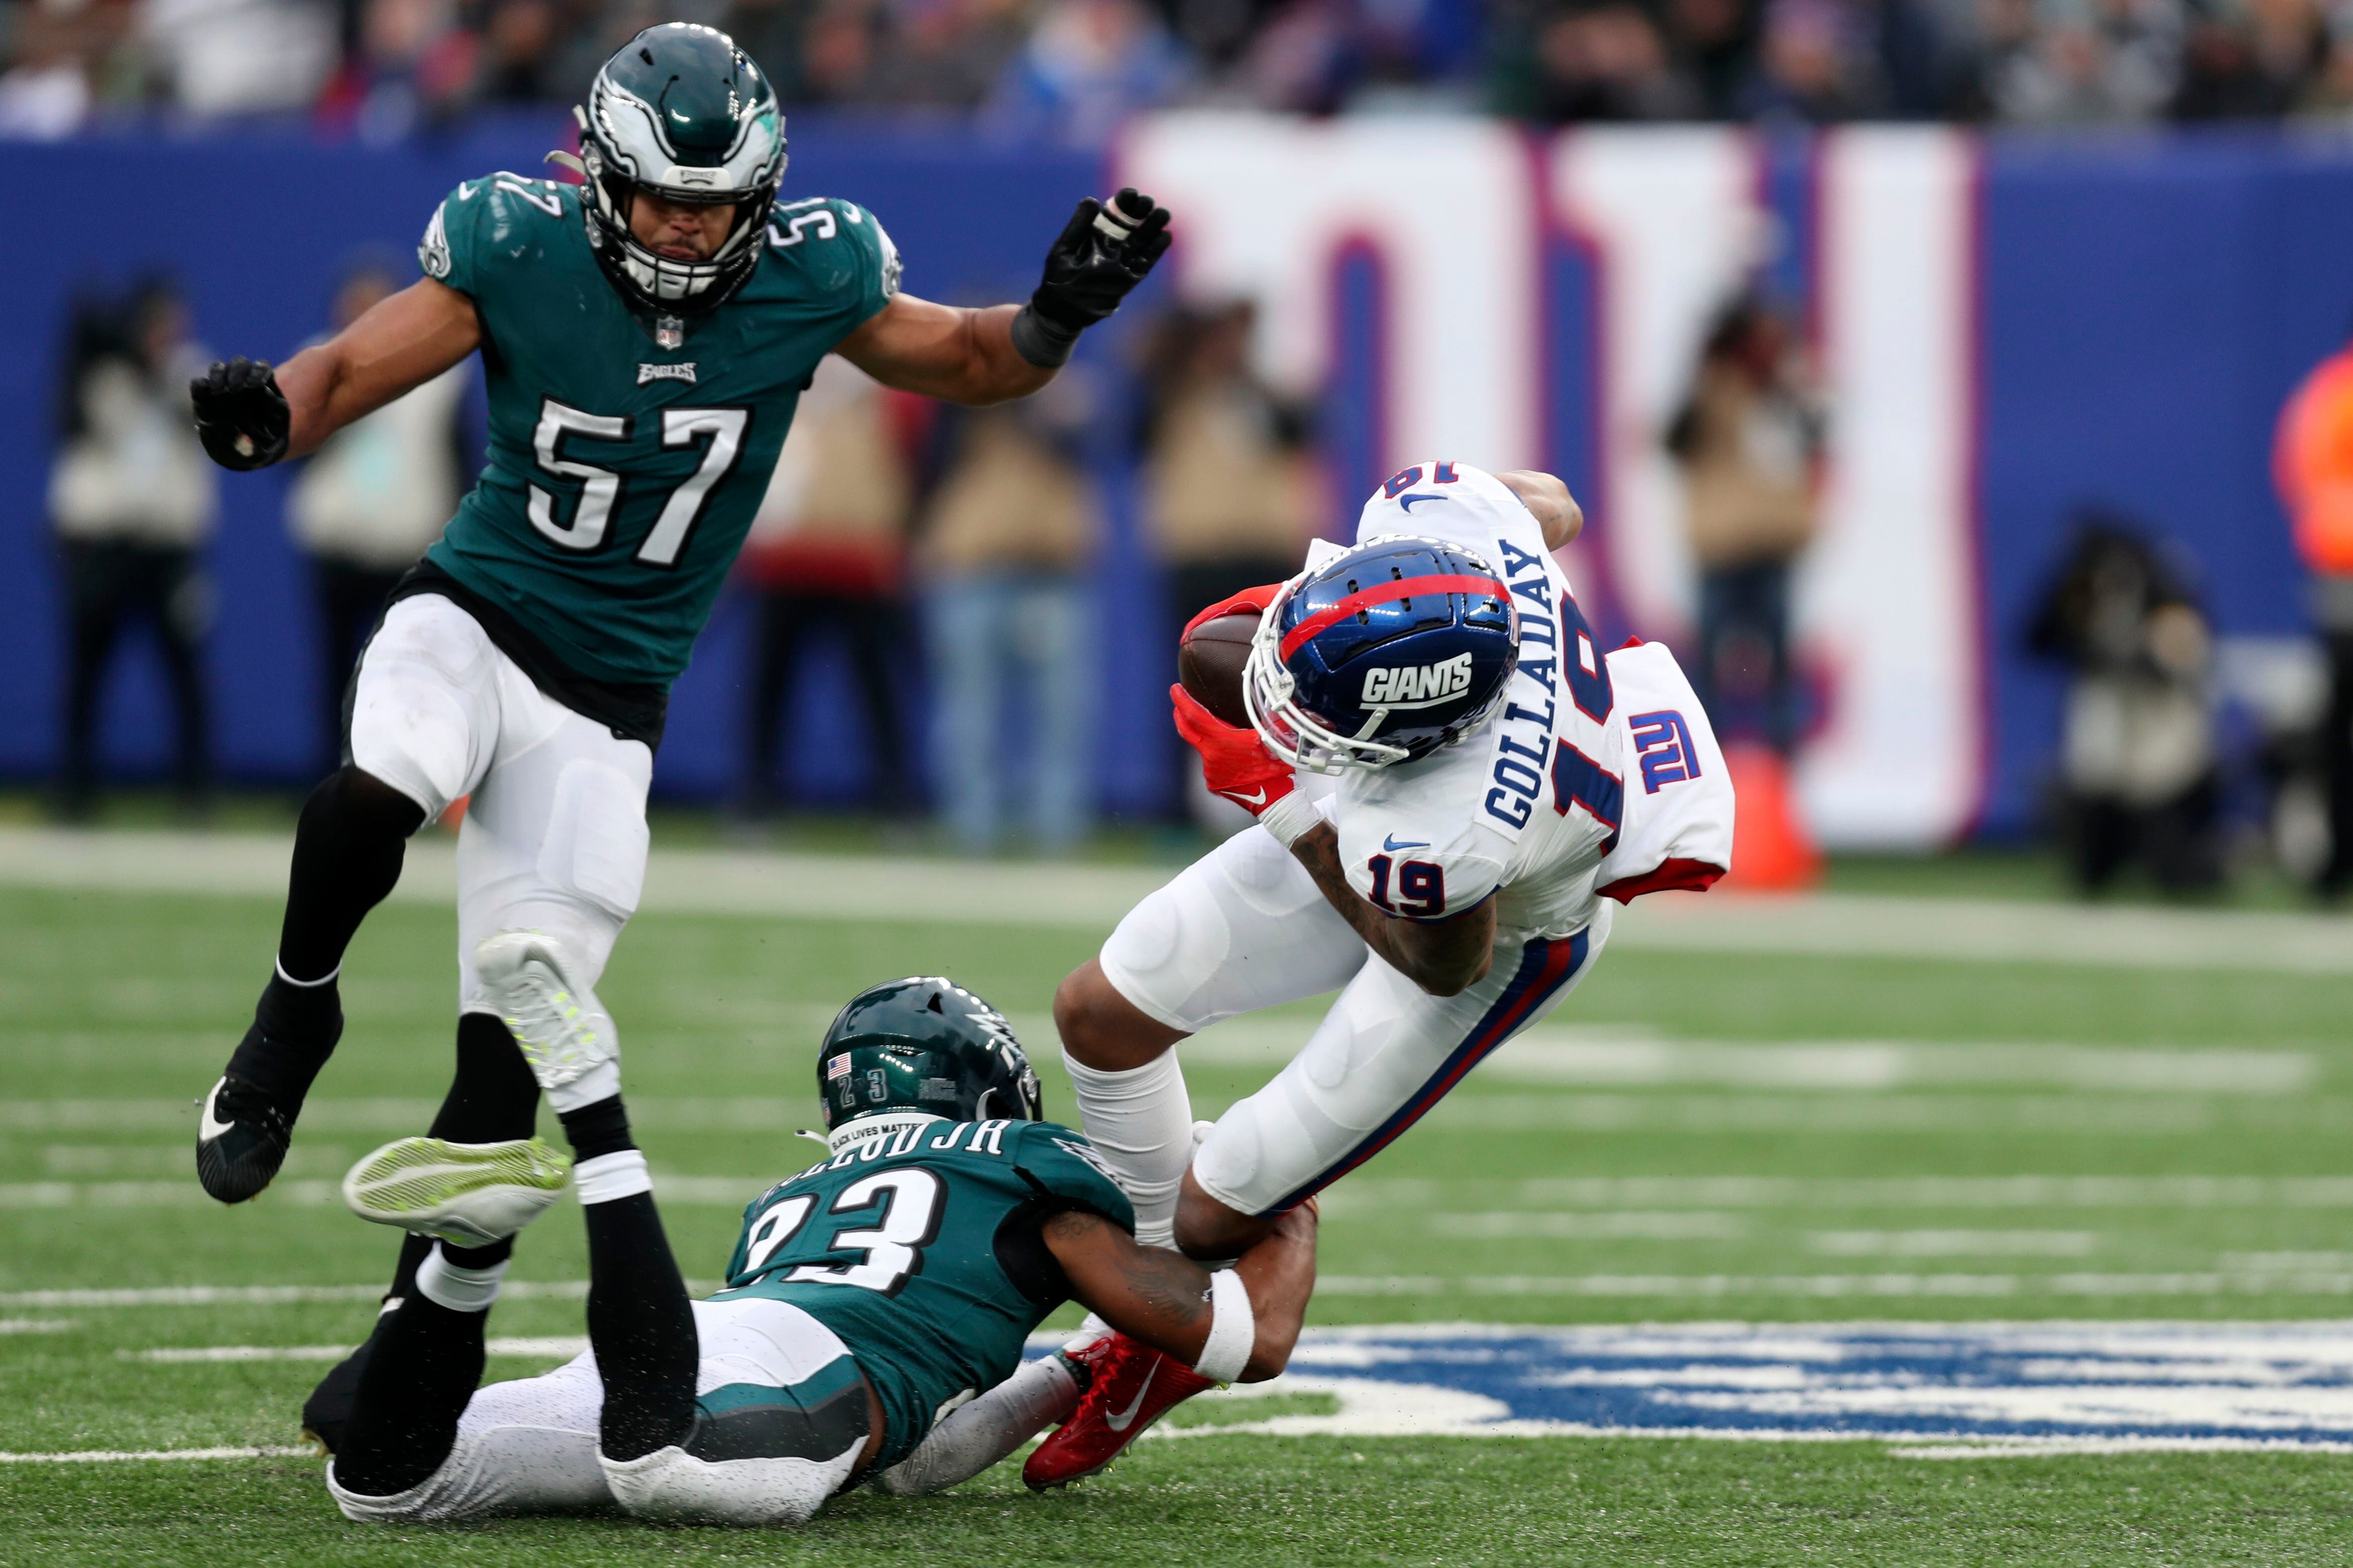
[1278,574,1513,662]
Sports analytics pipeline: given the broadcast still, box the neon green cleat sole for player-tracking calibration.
[341,1136,572,1248]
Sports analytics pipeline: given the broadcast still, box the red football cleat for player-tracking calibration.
[1023,1330,1216,1489]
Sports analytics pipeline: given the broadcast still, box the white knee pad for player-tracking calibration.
[348,596,499,819]
[600,1442,854,1527]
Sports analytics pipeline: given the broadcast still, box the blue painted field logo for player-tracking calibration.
[1085,1323,2353,1454]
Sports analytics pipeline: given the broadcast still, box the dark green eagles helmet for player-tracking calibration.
[572,23,786,320]
[817,977,1045,1132]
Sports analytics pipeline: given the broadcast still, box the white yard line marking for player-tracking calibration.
[1333,1175,2353,1209]
[4,825,2349,971]
[0,1320,72,1333]
[1417,1095,2223,1135]
[19,1170,2353,1213]
[1806,1231,2102,1258]
[0,1174,759,1209]
[0,1097,806,1136]
[1432,1211,1749,1240]
[1480,1040,2314,1092]
[0,1281,696,1310]
[1888,1437,2353,1458]
[1182,1025,2318,1093]
[0,1446,314,1463]
[128,1337,584,1363]
[1315,1273,2353,1297]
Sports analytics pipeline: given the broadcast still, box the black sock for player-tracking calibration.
[558,1096,635,1163]
[277,767,423,984]
[383,1016,542,1301]
[384,1233,435,1306]
[556,1099,696,1461]
[334,1289,488,1497]
[583,1191,699,1462]
[430,1013,542,1143]
[225,973,344,1108]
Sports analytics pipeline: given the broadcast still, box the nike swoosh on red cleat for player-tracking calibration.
[1103,1363,1158,1433]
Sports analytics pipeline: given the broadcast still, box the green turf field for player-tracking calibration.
[6,840,2353,1564]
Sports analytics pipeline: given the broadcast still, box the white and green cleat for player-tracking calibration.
[472,931,619,1098]
[341,1136,573,1247]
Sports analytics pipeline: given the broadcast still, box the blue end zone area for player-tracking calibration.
[1035,1322,2353,1453]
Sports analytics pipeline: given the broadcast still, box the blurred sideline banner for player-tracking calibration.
[2,117,2346,844]
[1124,117,2352,847]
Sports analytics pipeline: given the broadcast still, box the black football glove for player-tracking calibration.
[1011,188,1173,368]
[191,357,291,471]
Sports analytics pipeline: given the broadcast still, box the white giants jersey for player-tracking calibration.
[1327,462,1734,941]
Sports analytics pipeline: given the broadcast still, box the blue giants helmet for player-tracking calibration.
[1244,536,1519,771]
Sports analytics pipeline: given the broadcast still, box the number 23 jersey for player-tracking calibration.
[1330,462,1735,941]
[419,174,899,687]
[712,1118,1134,1468]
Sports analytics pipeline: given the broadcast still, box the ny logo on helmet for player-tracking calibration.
[1362,653,1474,710]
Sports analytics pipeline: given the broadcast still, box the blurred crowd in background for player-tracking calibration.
[46,252,2353,903]
[10,0,2353,141]
[42,269,1329,856]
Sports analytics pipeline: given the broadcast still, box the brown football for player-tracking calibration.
[1178,609,1261,728]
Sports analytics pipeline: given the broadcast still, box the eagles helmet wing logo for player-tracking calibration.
[1054,1138,1122,1185]
[418,205,452,280]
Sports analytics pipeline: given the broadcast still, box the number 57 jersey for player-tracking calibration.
[711,1119,1134,1469]
[418,174,900,688]
[1332,462,1736,941]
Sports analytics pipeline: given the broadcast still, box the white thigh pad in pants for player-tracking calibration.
[1098,823,1370,1033]
[347,593,655,1018]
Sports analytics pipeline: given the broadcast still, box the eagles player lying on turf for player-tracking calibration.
[187,23,1171,1310]
[316,961,1315,1525]
[1022,463,1736,1483]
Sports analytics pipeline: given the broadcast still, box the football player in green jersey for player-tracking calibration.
[315,964,1316,1525]
[187,21,1172,1250]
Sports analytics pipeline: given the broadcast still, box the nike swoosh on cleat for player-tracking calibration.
[1103,1363,1159,1433]
[198,1080,234,1144]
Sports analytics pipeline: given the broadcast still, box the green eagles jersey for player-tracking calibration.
[417,173,899,686]
[711,1118,1134,1467]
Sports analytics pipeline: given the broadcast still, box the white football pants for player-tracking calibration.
[347,594,652,1018]
[1098,823,1611,1217]
[326,1298,866,1525]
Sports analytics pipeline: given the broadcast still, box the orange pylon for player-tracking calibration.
[1717,745,1821,891]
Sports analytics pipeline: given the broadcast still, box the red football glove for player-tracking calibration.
[1171,684,1295,816]
[1181,581,1285,641]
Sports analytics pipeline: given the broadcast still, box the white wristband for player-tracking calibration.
[1191,1267,1255,1385]
[1257,791,1321,850]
